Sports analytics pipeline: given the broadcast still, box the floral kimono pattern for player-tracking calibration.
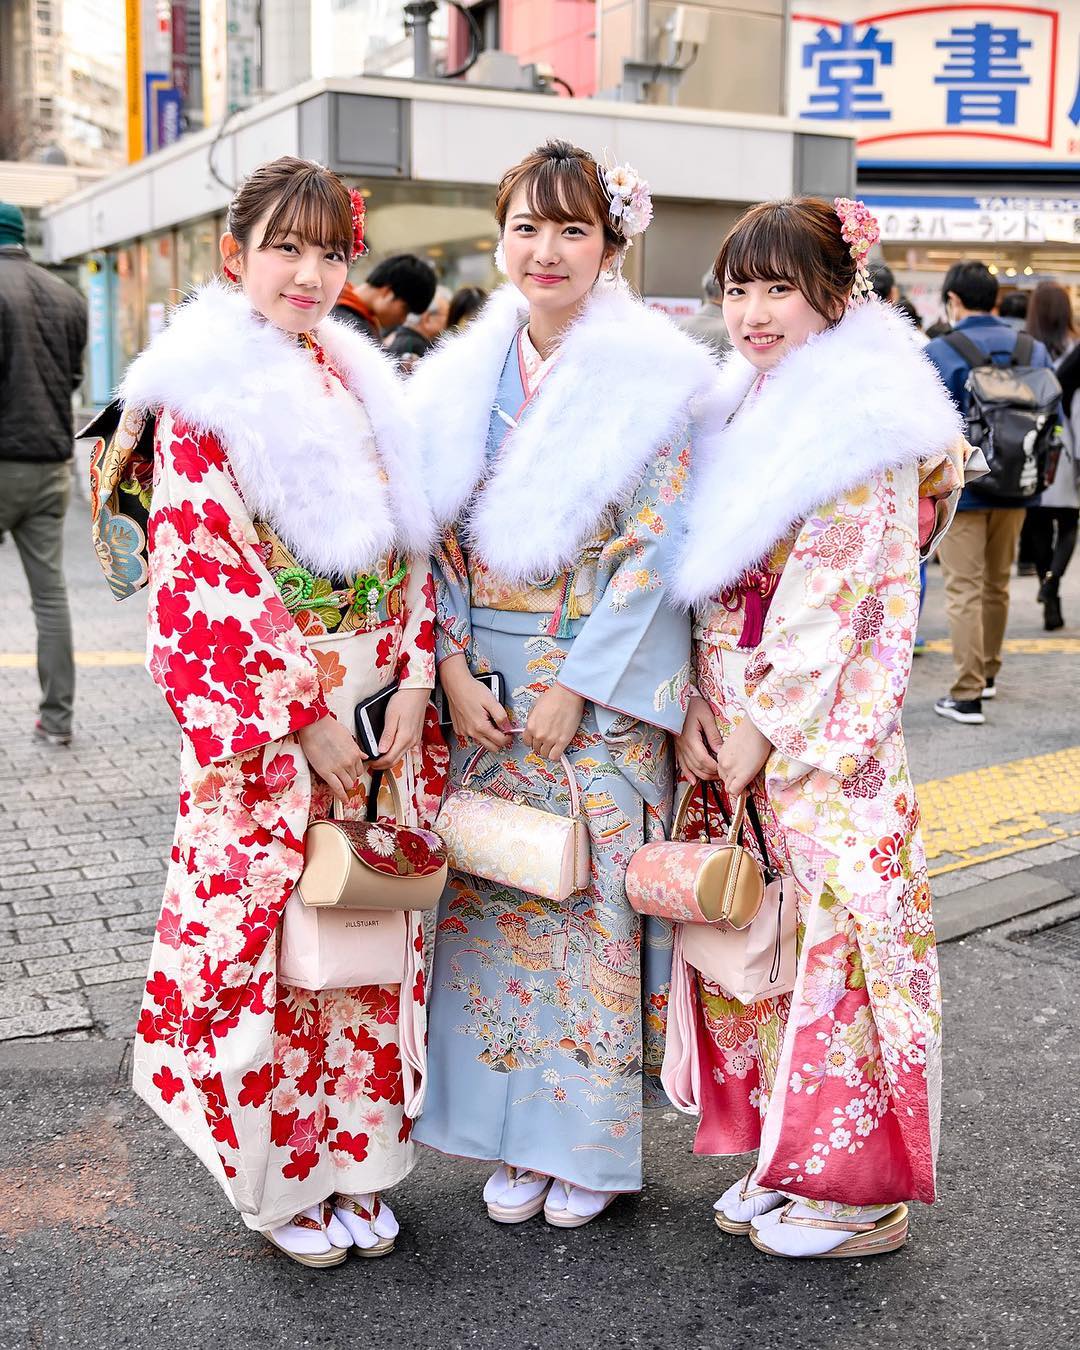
[412,334,695,1194]
[684,458,959,1206]
[132,400,446,1232]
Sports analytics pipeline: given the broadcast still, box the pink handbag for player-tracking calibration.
[278,900,408,990]
[628,782,797,1005]
[679,874,797,1004]
[626,783,768,928]
[280,771,440,991]
[434,730,590,902]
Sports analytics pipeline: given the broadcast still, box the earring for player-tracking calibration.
[223,265,239,284]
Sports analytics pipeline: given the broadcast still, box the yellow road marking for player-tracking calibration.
[919,745,1080,876]
[0,651,144,668]
[919,636,1080,654]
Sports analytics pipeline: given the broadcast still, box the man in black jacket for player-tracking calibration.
[0,203,87,745]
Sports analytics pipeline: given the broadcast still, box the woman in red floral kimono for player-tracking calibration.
[118,157,446,1266]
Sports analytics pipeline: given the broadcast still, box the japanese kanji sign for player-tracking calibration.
[789,3,1080,164]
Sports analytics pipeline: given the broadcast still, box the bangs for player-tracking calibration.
[718,208,801,287]
[519,158,605,228]
[258,172,352,256]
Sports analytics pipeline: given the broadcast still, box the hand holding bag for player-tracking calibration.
[434,730,590,902]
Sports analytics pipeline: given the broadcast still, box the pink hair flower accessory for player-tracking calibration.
[834,196,880,307]
[598,156,653,247]
[349,187,367,261]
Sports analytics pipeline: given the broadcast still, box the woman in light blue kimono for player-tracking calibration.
[409,140,716,1227]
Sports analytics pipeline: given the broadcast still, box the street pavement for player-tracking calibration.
[2,495,1079,1349]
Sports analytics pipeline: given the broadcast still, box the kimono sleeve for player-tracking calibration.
[558,441,692,735]
[146,409,328,768]
[918,435,969,560]
[395,555,437,690]
[431,526,474,666]
[742,465,920,782]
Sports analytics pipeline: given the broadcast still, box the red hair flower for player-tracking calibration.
[349,187,367,261]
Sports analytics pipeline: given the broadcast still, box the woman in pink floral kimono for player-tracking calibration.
[117,157,446,1267]
[670,197,971,1258]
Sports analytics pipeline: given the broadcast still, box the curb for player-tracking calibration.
[0,1038,128,1074]
[935,870,1072,943]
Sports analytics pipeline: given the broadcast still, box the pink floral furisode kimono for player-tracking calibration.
[117,282,445,1231]
[670,300,969,1208]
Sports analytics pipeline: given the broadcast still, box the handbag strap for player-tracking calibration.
[672,778,777,881]
[330,769,405,826]
[459,727,582,816]
[671,779,744,843]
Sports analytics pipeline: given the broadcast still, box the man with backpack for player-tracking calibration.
[925,261,1060,725]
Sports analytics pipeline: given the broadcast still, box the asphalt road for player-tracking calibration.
[3,918,1079,1350]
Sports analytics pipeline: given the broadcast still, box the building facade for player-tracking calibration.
[43,72,854,409]
[0,0,124,167]
[786,0,1080,319]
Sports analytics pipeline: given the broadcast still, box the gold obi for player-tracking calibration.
[254,522,407,638]
[468,515,614,617]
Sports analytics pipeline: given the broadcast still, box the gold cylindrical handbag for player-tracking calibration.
[625,783,769,929]
[296,769,448,912]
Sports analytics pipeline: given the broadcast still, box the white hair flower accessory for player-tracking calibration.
[598,154,653,248]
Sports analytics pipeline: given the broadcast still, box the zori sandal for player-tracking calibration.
[749,1201,909,1259]
[484,1165,552,1224]
[543,1180,617,1228]
[333,1192,398,1257]
[264,1206,348,1268]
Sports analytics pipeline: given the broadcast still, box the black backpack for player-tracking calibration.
[943,331,1062,500]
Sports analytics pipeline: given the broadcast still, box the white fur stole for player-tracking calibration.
[409,283,718,583]
[672,300,964,609]
[120,281,433,577]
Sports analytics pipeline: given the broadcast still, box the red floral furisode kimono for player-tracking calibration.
[118,282,446,1231]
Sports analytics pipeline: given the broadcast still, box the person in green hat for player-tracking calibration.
[0,200,87,745]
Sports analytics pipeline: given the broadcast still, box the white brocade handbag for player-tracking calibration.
[434,730,590,902]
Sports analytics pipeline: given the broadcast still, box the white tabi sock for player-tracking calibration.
[751,1201,901,1256]
[268,1204,333,1256]
[714,1171,785,1225]
[324,1205,352,1250]
[563,1185,616,1219]
[545,1179,569,1213]
[334,1192,399,1248]
[483,1165,550,1210]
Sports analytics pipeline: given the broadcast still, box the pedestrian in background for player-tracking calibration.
[895,296,930,345]
[924,261,1056,723]
[330,251,437,341]
[445,285,487,330]
[678,268,730,355]
[997,290,1029,331]
[383,283,451,373]
[0,201,86,747]
[1022,280,1080,629]
[1025,280,1078,363]
[674,196,965,1260]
